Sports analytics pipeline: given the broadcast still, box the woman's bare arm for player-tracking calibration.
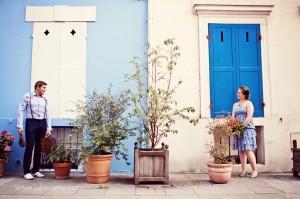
[243,101,254,126]
[232,103,237,118]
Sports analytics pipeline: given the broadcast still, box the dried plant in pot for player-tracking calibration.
[73,87,134,184]
[126,39,198,184]
[47,144,72,179]
[207,116,244,184]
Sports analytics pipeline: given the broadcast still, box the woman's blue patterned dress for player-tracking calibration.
[233,106,257,151]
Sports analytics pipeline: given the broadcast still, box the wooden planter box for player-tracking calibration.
[292,140,300,177]
[134,143,169,184]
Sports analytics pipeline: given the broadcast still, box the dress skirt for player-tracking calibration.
[233,128,257,151]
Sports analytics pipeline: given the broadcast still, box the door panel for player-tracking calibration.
[211,27,234,69]
[237,26,260,68]
[239,71,263,116]
[212,71,235,116]
[209,24,264,117]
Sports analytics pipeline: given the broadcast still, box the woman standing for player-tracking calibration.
[232,86,258,178]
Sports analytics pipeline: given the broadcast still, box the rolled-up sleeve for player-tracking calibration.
[45,100,52,131]
[17,94,28,128]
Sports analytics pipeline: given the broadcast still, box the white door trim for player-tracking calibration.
[193,3,273,119]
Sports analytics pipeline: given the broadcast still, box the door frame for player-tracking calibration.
[193,4,273,120]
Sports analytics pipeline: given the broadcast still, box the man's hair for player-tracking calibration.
[34,81,47,90]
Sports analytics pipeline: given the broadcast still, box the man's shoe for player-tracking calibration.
[24,173,34,180]
[33,172,45,178]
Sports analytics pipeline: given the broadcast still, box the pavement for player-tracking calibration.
[0,172,299,199]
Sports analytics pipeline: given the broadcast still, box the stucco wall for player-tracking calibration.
[0,0,147,173]
[148,0,300,172]
[1,0,300,174]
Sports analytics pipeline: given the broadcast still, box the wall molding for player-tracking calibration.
[26,5,96,22]
[193,4,274,16]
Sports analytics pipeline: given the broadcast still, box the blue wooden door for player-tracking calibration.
[209,24,264,117]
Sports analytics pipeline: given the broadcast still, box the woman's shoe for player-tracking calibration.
[250,170,258,178]
[239,170,247,177]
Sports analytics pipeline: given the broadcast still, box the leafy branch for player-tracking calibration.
[126,39,198,149]
[72,86,135,165]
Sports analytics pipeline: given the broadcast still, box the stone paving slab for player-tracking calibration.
[0,172,299,199]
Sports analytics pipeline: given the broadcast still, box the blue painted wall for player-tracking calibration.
[0,0,147,173]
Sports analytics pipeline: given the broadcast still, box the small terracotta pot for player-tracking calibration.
[0,159,6,177]
[207,162,232,184]
[85,154,113,184]
[53,162,72,179]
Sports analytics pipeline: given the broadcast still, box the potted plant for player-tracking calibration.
[0,130,14,176]
[73,87,133,184]
[126,39,198,184]
[206,117,243,183]
[47,143,72,179]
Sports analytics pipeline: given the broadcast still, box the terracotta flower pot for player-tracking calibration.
[53,162,72,179]
[207,162,232,184]
[85,154,113,184]
[0,159,6,177]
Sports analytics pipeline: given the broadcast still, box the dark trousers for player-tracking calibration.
[23,119,47,174]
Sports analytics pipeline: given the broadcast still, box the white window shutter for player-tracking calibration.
[31,22,87,118]
[27,6,95,119]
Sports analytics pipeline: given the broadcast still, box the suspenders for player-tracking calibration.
[28,93,47,119]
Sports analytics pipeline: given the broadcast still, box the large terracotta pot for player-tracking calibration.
[0,159,6,177]
[207,162,232,184]
[53,162,72,179]
[85,154,113,184]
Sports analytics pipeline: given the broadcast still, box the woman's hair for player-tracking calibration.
[239,86,250,100]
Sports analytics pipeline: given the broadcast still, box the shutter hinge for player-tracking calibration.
[207,33,210,40]
[258,34,262,41]
[209,102,213,109]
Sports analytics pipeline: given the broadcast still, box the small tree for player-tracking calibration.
[73,87,134,164]
[126,39,198,150]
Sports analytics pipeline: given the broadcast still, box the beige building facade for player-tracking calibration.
[148,0,300,173]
